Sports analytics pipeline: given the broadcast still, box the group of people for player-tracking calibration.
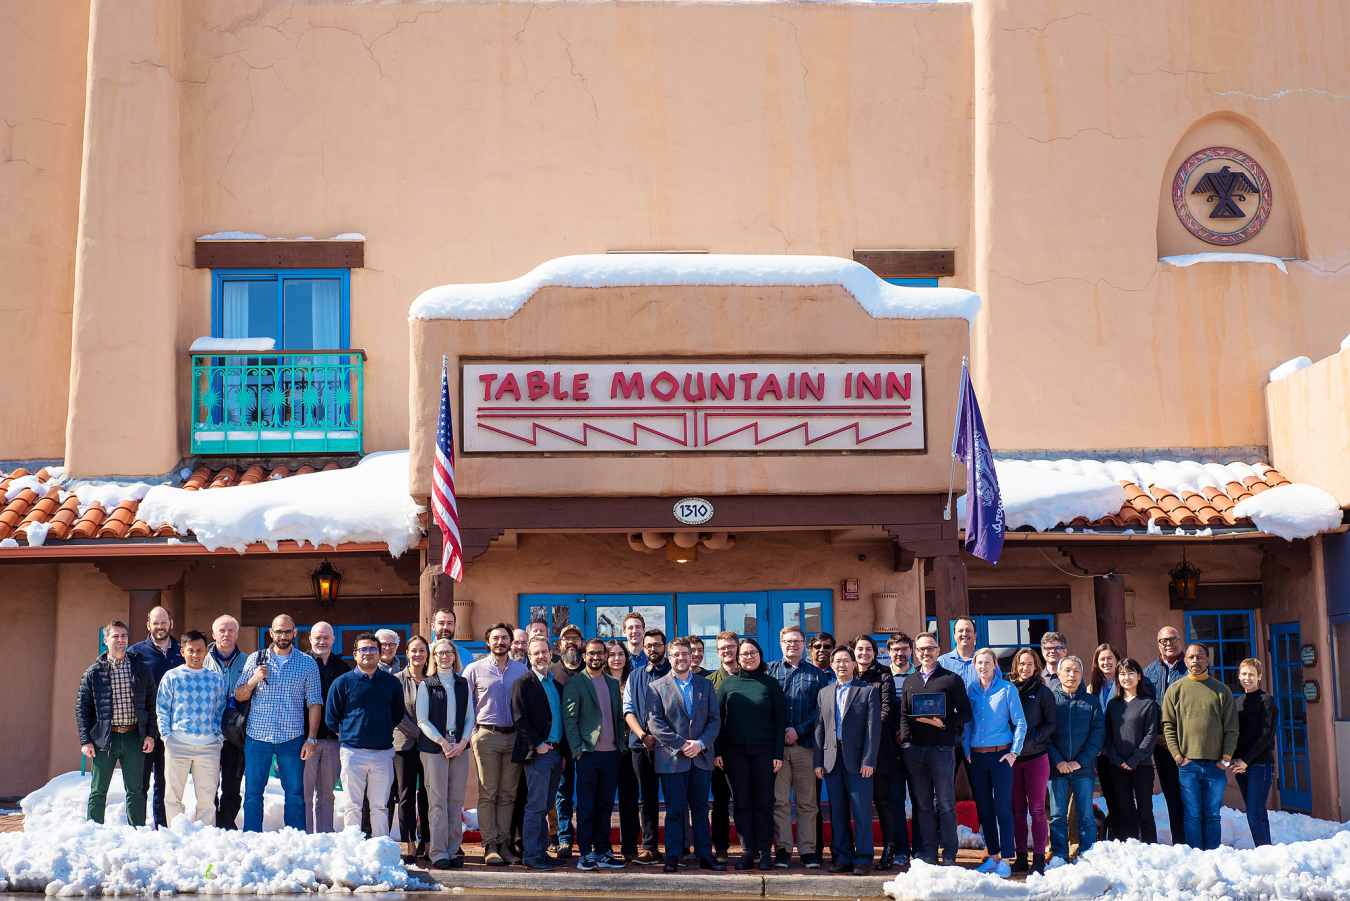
[75,607,1280,878]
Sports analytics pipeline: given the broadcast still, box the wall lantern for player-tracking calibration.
[666,543,697,564]
[1169,550,1201,604]
[311,559,344,611]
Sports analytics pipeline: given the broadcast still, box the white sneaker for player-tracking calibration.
[993,860,1012,879]
[974,856,999,873]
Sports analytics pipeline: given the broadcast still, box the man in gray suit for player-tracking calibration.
[646,637,725,873]
[814,646,882,876]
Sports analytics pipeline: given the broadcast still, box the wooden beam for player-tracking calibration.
[239,594,418,627]
[194,240,364,269]
[1095,572,1128,651]
[925,585,1073,616]
[932,555,969,653]
[853,249,955,278]
[96,558,196,591]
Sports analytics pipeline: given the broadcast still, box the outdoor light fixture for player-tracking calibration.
[667,542,697,564]
[311,559,344,611]
[1169,550,1201,604]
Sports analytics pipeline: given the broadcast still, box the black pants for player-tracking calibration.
[1096,755,1120,840]
[141,735,167,827]
[723,742,776,857]
[1105,764,1158,843]
[711,765,733,853]
[1152,743,1185,844]
[873,770,896,847]
[394,748,430,845]
[814,776,825,858]
[215,740,246,829]
[511,769,528,849]
[618,748,641,856]
[632,746,661,854]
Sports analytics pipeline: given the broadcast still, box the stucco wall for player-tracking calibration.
[1267,349,1350,507]
[0,565,60,796]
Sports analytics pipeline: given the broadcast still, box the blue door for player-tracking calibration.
[1269,622,1311,811]
[520,593,587,640]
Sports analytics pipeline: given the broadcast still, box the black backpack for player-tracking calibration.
[222,652,265,749]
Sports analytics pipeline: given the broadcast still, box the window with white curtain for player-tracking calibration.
[214,269,349,350]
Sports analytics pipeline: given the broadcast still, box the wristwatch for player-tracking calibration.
[306,737,317,745]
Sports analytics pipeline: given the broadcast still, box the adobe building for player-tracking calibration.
[2,0,1349,826]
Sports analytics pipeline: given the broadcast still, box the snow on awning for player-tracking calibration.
[409,253,982,323]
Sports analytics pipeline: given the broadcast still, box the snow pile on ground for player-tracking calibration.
[1233,482,1342,541]
[1161,252,1289,274]
[3,772,436,895]
[139,451,425,555]
[1269,355,1313,381]
[190,336,278,352]
[409,253,982,323]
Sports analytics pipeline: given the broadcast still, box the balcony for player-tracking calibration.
[190,350,365,455]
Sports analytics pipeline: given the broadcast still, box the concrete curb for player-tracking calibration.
[424,869,891,898]
[764,874,891,897]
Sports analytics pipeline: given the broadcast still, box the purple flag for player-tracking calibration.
[953,364,1004,564]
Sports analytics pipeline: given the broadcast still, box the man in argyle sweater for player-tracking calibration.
[156,630,230,825]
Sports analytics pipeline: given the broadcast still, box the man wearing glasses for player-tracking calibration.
[1039,633,1067,690]
[1144,626,1188,844]
[234,614,323,832]
[767,627,829,868]
[807,633,835,858]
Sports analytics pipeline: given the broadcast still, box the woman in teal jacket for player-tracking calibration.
[1046,656,1104,862]
[962,648,1027,879]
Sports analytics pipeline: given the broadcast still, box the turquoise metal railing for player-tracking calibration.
[190,350,365,455]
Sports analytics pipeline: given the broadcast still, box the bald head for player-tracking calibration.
[310,621,335,658]
[270,614,297,652]
[147,606,173,644]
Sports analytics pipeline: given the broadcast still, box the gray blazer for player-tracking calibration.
[814,678,882,774]
[646,671,721,773]
[393,669,424,751]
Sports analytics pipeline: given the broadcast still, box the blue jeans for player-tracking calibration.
[660,766,713,860]
[1236,764,1274,847]
[969,751,1015,858]
[1047,773,1095,859]
[555,750,575,846]
[575,750,621,856]
[244,736,305,832]
[902,745,956,861]
[824,765,874,866]
[1178,759,1227,849]
[524,748,564,860]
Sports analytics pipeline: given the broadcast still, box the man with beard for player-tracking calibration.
[623,629,670,864]
[548,624,586,859]
[234,614,322,832]
[506,627,532,857]
[129,606,184,828]
[708,631,739,861]
[565,639,627,871]
[433,607,457,643]
[464,623,529,865]
[511,629,530,664]
[304,621,350,833]
[205,615,247,828]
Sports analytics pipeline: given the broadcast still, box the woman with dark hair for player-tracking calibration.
[852,634,900,870]
[1009,647,1056,875]
[394,635,433,862]
[605,640,634,685]
[715,638,787,871]
[1102,657,1158,844]
[1088,643,1122,839]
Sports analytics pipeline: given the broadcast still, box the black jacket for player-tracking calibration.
[417,673,472,755]
[1234,689,1278,766]
[856,661,898,774]
[1104,694,1158,770]
[899,664,972,748]
[1013,673,1058,761]
[511,670,558,764]
[311,652,352,741]
[77,652,157,751]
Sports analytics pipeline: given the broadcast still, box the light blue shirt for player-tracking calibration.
[938,649,979,687]
[834,681,852,735]
[1093,679,1117,712]
[675,672,695,714]
[962,672,1028,757]
[538,670,563,746]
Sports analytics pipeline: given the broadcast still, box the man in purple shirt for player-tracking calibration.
[463,622,530,866]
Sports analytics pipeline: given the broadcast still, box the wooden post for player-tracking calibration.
[1095,572,1128,653]
[419,562,451,640]
[933,555,969,654]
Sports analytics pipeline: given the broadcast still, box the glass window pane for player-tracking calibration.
[724,603,757,637]
[1220,613,1251,640]
[1189,615,1218,642]
[595,606,627,639]
[282,279,342,351]
[986,618,1020,648]
[783,604,801,632]
[1335,621,1350,719]
[687,604,722,637]
[551,605,571,637]
[529,605,548,628]
[801,602,822,633]
[634,605,667,636]
[221,280,279,342]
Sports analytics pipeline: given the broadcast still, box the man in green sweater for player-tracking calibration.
[1160,644,1238,850]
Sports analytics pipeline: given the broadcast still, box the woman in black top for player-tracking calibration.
[1009,648,1056,874]
[1102,657,1158,843]
[604,640,641,860]
[1232,658,1278,847]
[853,635,900,869]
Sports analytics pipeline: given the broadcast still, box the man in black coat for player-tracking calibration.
[512,637,565,870]
[78,620,157,825]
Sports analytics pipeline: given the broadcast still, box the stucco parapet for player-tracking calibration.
[995,446,1269,465]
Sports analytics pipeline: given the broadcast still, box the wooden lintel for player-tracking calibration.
[194,240,364,270]
[853,249,955,278]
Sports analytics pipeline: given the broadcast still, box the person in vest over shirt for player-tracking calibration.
[1230,658,1278,847]
[78,620,157,825]
[1046,656,1104,862]
[417,639,473,868]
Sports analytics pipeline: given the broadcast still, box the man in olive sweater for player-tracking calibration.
[1160,644,1238,850]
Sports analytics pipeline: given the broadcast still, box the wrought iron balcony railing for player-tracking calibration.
[190,350,365,455]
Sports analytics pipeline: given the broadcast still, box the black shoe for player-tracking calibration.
[430,858,451,869]
[919,855,939,866]
[548,840,560,854]
[524,857,556,870]
[444,856,463,869]
[1032,853,1046,875]
[1010,852,1028,873]
[941,856,958,866]
[664,857,679,873]
[576,854,598,871]
[758,851,773,871]
[774,847,790,868]
[714,848,729,864]
[802,852,820,869]
[556,843,573,860]
[699,856,727,871]
[877,844,894,871]
[735,855,755,870]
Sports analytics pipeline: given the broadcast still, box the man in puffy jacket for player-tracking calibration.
[78,620,157,825]
[1046,656,1103,861]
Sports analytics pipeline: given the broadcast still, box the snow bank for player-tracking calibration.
[198,232,266,240]
[1161,252,1289,274]
[4,474,45,501]
[409,253,982,323]
[66,480,157,512]
[3,771,437,895]
[1232,482,1342,541]
[979,460,1127,532]
[138,451,425,555]
[1268,355,1312,382]
[190,336,278,353]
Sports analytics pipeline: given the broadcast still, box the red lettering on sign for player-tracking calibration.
[611,372,645,399]
[651,371,679,401]
[857,373,882,400]
[800,373,824,400]
[756,374,784,401]
[710,373,736,401]
[739,373,758,400]
[683,372,707,402]
[527,370,549,400]
[787,373,795,398]
[495,372,521,401]
[552,371,569,400]
[572,373,590,400]
[478,373,498,401]
[885,372,911,400]
[844,373,852,398]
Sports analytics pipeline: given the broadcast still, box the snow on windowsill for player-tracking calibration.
[409,253,982,323]
[1160,252,1289,274]
[197,233,366,242]
[189,336,277,353]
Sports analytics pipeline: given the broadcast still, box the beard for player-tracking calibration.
[509,650,528,663]
[274,637,293,650]
[562,648,583,669]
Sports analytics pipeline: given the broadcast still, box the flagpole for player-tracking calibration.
[943,355,969,521]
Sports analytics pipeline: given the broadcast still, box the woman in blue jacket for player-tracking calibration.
[1047,656,1104,862]
[963,648,1028,879]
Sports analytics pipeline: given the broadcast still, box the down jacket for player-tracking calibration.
[77,652,157,751]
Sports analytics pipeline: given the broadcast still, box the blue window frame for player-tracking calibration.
[1268,621,1311,811]
[520,594,677,644]
[1185,609,1255,695]
[1332,616,1350,721]
[884,277,940,287]
[212,269,351,351]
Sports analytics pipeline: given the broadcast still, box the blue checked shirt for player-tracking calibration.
[767,658,829,750]
[235,648,322,744]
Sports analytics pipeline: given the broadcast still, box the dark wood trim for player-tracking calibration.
[925,585,1073,617]
[195,240,364,270]
[853,250,955,279]
[1170,581,1264,611]
[240,594,418,626]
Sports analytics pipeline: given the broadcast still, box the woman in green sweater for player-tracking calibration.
[715,638,787,871]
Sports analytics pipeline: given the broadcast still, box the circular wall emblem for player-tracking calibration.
[1173,147,1272,245]
[673,497,714,525]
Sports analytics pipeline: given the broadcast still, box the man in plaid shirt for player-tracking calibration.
[234,614,322,832]
[78,620,156,825]
[766,626,830,868]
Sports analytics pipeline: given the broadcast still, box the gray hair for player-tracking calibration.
[374,629,400,646]
[1057,655,1083,673]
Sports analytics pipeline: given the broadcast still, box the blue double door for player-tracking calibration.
[1269,621,1311,811]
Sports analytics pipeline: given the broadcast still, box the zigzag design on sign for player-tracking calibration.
[701,416,912,447]
[476,417,690,447]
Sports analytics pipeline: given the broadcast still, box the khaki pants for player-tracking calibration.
[773,744,818,855]
[422,749,471,861]
[472,729,521,848]
[341,746,396,836]
[163,735,223,826]
[303,738,341,833]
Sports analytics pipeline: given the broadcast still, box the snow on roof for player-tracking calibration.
[189,336,277,353]
[1269,355,1313,382]
[1161,252,1289,274]
[1232,483,1342,542]
[197,231,266,240]
[409,253,982,323]
[137,451,424,555]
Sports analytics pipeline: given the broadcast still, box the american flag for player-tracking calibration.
[433,357,464,581]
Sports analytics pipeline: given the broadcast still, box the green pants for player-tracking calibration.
[89,729,147,825]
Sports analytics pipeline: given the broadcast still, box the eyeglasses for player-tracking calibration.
[915,646,939,654]
[1042,645,1065,653]
[1158,637,1182,645]
[811,643,833,650]
[273,629,295,635]
[782,639,804,646]
[434,651,456,657]
[355,647,380,654]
